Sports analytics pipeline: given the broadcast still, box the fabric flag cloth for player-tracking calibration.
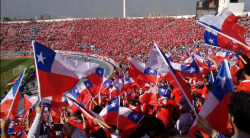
[65,95,103,126]
[139,87,158,107]
[32,41,99,98]
[148,45,193,104]
[171,60,203,81]
[199,8,250,56]
[66,82,92,112]
[118,107,144,130]
[188,59,235,137]
[127,57,158,85]
[85,67,105,97]
[23,94,38,117]
[0,69,26,120]
[99,98,120,127]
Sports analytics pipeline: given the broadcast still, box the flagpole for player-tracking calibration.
[116,97,120,129]
[7,68,27,119]
[154,44,198,118]
[32,41,42,101]
[197,21,250,51]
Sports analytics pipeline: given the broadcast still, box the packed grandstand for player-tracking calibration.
[1,8,250,138]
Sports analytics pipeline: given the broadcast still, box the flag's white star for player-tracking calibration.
[37,52,46,64]
[86,83,90,87]
[217,76,226,89]
[99,70,102,74]
[188,67,196,73]
[149,69,154,73]
[208,38,215,44]
[105,83,109,87]
[133,114,138,120]
[110,102,116,108]
[160,89,165,93]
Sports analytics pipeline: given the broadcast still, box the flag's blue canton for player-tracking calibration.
[103,80,111,88]
[95,67,104,78]
[204,29,219,47]
[158,85,171,98]
[69,86,80,99]
[144,67,157,75]
[127,112,144,124]
[34,42,55,72]
[84,80,94,89]
[210,60,235,101]
[107,98,119,113]
[181,60,199,74]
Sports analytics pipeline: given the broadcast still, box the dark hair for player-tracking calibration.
[243,64,250,76]
[198,97,205,105]
[128,99,136,106]
[73,110,82,120]
[227,91,250,134]
[93,105,102,114]
[236,69,245,84]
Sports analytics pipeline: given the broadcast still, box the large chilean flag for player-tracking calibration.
[188,59,234,137]
[0,69,26,120]
[199,8,250,56]
[32,41,99,97]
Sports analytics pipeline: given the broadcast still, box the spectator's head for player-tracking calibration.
[128,99,136,107]
[93,105,102,114]
[243,64,250,80]
[197,97,204,106]
[227,91,250,135]
[236,69,245,84]
[73,110,82,121]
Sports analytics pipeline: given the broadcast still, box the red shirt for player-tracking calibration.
[67,120,83,131]
[236,80,250,92]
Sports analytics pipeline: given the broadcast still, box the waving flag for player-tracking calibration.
[199,8,250,56]
[171,60,203,81]
[158,85,172,98]
[154,44,195,115]
[128,57,158,84]
[23,94,38,117]
[188,59,235,137]
[65,95,103,127]
[118,107,144,130]
[99,98,120,127]
[32,41,99,98]
[85,67,105,96]
[139,87,158,107]
[0,68,26,119]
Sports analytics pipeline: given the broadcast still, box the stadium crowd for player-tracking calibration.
[1,16,250,138]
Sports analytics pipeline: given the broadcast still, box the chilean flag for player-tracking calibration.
[158,85,172,98]
[149,45,193,103]
[99,98,120,127]
[65,95,103,127]
[128,57,158,84]
[66,82,91,112]
[188,59,234,137]
[32,41,99,97]
[139,87,158,107]
[85,67,105,96]
[118,107,144,130]
[171,60,203,81]
[199,8,250,56]
[23,94,38,117]
[0,68,26,120]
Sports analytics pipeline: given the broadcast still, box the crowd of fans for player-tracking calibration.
[0,16,250,138]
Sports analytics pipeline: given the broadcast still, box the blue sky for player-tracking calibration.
[1,0,250,19]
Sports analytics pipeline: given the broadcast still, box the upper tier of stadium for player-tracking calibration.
[1,16,249,63]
